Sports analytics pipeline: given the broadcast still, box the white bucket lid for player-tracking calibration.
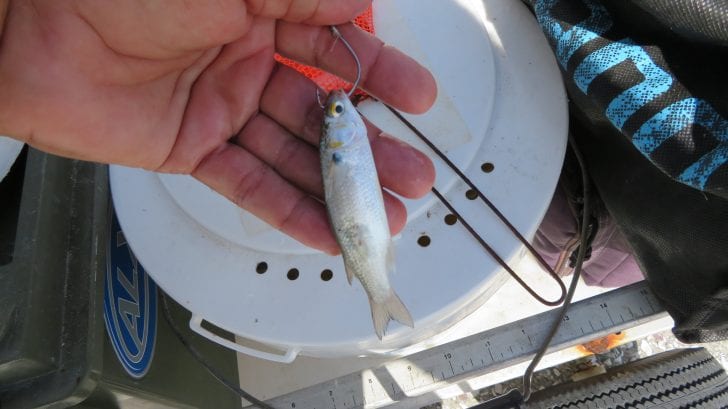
[110,0,567,361]
[0,136,23,182]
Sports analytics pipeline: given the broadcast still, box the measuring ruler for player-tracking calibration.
[256,281,668,409]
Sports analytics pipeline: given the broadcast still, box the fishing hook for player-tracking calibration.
[330,25,362,97]
[315,88,325,109]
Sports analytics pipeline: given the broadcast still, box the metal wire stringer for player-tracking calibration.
[385,106,567,307]
[328,24,566,307]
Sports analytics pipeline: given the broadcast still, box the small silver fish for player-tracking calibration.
[321,90,414,339]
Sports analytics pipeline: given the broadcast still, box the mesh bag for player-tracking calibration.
[274,6,374,95]
[526,0,728,343]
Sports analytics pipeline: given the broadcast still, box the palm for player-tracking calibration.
[0,0,437,254]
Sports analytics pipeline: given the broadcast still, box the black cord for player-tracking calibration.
[160,290,276,409]
[521,133,592,401]
[470,134,592,408]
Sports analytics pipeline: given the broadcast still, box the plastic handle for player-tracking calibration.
[189,315,300,363]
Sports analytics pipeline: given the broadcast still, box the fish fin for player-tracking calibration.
[345,264,354,285]
[326,159,337,181]
[340,224,366,285]
[386,241,396,274]
[370,290,414,340]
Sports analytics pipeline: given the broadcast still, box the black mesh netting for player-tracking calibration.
[633,0,728,46]
[527,0,728,343]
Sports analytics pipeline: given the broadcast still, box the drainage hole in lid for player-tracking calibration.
[321,269,333,281]
[417,235,431,247]
[287,268,300,281]
[481,162,495,173]
[256,262,268,274]
[444,214,458,225]
[465,189,478,200]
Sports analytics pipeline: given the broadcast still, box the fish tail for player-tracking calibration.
[370,290,414,340]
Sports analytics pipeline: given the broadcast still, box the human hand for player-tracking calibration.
[0,0,437,254]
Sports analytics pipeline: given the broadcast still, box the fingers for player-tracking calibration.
[234,114,323,196]
[370,131,435,199]
[74,0,373,60]
[259,66,436,198]
[275,22,437,114]
[235,112,434,199]
[192,142,407,255]
[259,65,324,145]
[246,0,371,25]
[73,0,251,59]
[158,19,277,173]
[193,142,338,253]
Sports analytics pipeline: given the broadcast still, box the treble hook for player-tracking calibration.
[329,26,362,97]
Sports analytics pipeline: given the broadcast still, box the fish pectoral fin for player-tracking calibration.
[369,290,414,340]
[339,223,368,248]
[339,224,369,285]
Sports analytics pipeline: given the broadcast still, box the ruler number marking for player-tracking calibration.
[519,329,533,349]
[270,283,662,409]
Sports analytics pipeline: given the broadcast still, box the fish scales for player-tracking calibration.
[320,90,413,339]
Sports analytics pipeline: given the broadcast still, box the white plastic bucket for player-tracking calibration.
[110,0,567,362]
[0,136,24,182]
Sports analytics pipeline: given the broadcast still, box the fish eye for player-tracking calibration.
[328,101,345,117]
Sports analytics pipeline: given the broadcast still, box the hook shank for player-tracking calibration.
[330,25,362,97]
